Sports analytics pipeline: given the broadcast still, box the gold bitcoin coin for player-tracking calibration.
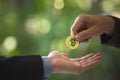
[66,35,79,49]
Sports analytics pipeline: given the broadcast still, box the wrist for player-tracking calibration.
[104,16,115,36]
[48,56,57,74]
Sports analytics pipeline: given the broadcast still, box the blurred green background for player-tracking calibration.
[0,0,120,80]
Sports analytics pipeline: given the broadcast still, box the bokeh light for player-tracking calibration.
[77,0,92,11]
[39,19,51,34]
[54,0,64,10]
[2,36,17,52]
[102,1,115,13]
[25,17,41,36]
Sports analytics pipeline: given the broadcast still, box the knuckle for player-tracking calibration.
[77,14,86,20]
[74,15,87,25]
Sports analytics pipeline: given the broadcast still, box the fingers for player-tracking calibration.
[71,53,94,62]
[80,60,100,73]
[80,53,94,60]
[70,53,101,63]
[78,53,102,64]
[82,39,89,43]
[55,53,102,74]
[70,15,100,42]
[81,53,102,66]
[70,15,86,36]
[86,53,102,61]
[80,53,102,72]
[75,28,94,42]
[80,53,102,65]
[71,53,102,73]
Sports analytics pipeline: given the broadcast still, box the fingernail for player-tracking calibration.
[75,35,81,41]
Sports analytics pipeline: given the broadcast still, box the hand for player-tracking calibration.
[48,51,102,74]
[71,15,115,42]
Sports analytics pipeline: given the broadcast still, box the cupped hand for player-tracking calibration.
[48,51,102,74]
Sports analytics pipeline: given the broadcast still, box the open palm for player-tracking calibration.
[48,51,102,74]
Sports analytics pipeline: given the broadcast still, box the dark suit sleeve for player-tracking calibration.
[101,16,120,48]
[0,55,44,80]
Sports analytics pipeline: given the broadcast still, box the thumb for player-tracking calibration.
[62,53,69,58]
[75,28,94,42]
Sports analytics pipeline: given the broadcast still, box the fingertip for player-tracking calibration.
[96,53,103,56]
[62,53,69,57]
[70,31,74,36]
[71,30,77,36]
[75,33,85,42]
[88,53,94,56]
[75,34,79,41]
